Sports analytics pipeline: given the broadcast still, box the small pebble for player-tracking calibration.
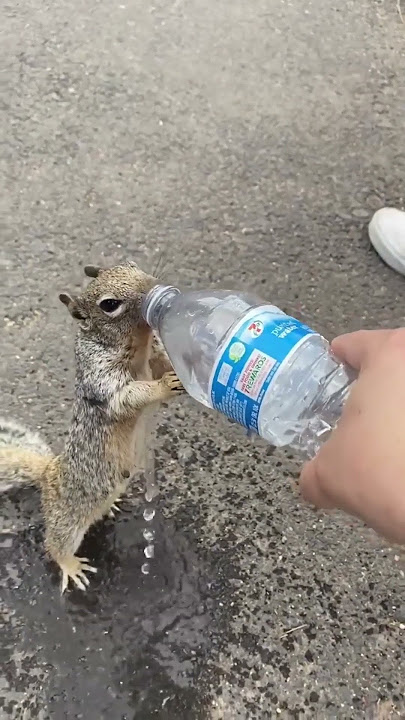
[352,208,370,219]
[178,447,194,466]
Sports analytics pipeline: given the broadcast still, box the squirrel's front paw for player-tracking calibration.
[160,371,184,398]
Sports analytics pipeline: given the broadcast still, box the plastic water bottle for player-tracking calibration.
[142,286,357,458]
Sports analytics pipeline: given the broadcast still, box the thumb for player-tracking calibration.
[299,459,335,510]
[331,329,394,370]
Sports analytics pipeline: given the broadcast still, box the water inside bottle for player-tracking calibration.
[154,289,355,455]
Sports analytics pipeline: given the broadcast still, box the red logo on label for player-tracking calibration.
[248,320,263,338]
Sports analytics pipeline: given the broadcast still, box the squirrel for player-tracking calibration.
[0,261,184,593]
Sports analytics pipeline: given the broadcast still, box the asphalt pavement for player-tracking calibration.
[1,0,405,718]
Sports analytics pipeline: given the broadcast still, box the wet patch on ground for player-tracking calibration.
[1,490,235,720]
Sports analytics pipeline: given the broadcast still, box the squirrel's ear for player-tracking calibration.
[59,292,73,307]
[84,265,101,278]
[59,293,86,321]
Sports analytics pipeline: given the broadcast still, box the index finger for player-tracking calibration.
[331,329,394,370]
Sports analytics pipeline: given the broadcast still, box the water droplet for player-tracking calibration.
[143,528,155,542]
[144,544,154,559]
[145,486,159,503]
[141,563,150,575]
[143,508,155,522]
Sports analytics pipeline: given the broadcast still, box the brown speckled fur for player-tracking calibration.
[0,262,183,592]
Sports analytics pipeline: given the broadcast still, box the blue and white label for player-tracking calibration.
[209,305,316,435]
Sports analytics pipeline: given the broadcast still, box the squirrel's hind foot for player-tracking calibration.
[59,555,97,593]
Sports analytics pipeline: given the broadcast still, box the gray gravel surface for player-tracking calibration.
[1,0,405,718]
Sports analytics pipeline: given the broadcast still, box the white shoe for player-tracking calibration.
[368,207,405,276]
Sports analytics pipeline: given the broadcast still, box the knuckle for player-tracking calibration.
[385,327,405,352]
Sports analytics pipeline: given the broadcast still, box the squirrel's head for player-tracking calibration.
[59,262,156,341]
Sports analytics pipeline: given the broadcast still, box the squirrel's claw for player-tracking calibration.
[108,497,129,518]
[108,502,122,518]
[161,371,185,396]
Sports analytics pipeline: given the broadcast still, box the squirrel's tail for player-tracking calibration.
[0,419,54,491]
[0,448,53,490]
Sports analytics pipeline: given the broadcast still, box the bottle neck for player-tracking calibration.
[142,284,181,329]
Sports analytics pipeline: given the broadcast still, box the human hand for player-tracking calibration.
[299,328,405,544]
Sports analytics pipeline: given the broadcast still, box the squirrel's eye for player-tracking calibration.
[99,298,123,314]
